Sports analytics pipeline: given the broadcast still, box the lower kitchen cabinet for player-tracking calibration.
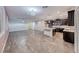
[63,31,74,44]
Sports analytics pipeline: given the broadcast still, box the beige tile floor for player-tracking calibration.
[3,30,74,53]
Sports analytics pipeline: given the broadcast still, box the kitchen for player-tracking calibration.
[43,10,74,44]
[1,6,75,53]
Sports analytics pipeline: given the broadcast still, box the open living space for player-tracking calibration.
[0,6,79,53]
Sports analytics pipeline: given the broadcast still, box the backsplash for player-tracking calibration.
[45,19,68,28]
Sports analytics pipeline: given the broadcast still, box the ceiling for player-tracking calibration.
[5,6,75,23]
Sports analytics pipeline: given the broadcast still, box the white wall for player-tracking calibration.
[9,22,35,32]
[34,21,45,31]
[74,7,79,53]
[0,7,9,52]
[9,21,45,32]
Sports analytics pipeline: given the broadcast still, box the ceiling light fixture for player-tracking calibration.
[28,7,38,16]
[28,7,38,12]
[24,7,42,16]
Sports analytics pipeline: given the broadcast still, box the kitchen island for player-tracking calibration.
[43,26,75,43]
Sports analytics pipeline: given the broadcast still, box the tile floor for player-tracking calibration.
[3,30,74,53]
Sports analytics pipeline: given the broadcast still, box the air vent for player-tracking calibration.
[42,6,48,8]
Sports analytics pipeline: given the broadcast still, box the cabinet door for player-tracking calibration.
[68,10,74,26]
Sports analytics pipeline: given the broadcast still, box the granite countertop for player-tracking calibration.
[63,27,75,32]
[44,26,75,32]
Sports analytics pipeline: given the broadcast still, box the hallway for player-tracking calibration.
[4,30,74,53]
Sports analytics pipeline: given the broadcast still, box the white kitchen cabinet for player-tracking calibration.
[44,29,53,38]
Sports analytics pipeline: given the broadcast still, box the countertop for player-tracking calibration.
[44,26,75,32]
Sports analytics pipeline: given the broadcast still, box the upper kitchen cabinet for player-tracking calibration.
[68,10,75,26]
